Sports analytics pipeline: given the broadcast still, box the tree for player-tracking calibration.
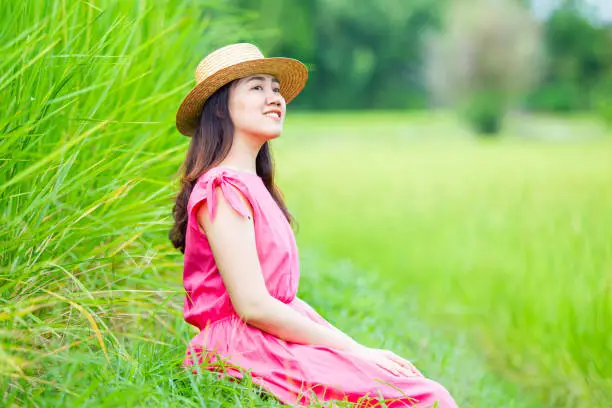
[230,0,443,109]
[425,0,543,135]
[528,1,612,114]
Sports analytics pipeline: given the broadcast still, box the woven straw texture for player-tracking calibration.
[176,43,308,137]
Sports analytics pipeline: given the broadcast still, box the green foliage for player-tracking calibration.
[236,0,612,118]
[593,73,612,127]
[527,2,612,113]
[596,95,612,127]
[231,0,442,109]
[526,82,585,112]
[460,91,506,135]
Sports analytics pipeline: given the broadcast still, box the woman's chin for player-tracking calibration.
[256,127,283,140]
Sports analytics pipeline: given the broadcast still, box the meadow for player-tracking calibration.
[2,2,611,407]
[277,112,612,407]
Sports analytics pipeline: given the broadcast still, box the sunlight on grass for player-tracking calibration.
[276,112,612,407]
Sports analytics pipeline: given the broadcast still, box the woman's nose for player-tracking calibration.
[265,89,282,105]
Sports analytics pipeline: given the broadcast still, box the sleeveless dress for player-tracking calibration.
[182,166,457,407]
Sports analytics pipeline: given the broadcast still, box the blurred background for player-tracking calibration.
[1,0,611,407]
[234,0,612,132]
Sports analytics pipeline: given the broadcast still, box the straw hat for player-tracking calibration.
[176,43,308,137]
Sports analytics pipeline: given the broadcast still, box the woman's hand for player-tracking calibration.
[350,345,423,377]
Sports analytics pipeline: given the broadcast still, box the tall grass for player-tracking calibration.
[0,0,250,401]
[276,112,612,407]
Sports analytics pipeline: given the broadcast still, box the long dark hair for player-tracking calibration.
[169,81,295,253]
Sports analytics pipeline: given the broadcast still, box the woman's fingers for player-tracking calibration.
[385,350,411,367]
[383,350,423,376]
[377,360,401,376]
[377,357,418,377]
[356,347,420,377]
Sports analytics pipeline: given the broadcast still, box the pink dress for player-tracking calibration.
[182,166,457,407]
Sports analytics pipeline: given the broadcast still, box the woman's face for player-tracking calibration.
[228,73,286,140]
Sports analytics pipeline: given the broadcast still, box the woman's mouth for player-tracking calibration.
[263,111,282,120]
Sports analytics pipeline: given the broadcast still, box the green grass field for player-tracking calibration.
[2,2,611,407]
[276,112,612,407]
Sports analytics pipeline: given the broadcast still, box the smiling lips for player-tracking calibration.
[263,110,282,120]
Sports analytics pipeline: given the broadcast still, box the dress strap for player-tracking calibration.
[205,171,252,221]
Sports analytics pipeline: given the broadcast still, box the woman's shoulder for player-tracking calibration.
[189,166,263,212]
[188,166,262,217]
[196,166,261,187]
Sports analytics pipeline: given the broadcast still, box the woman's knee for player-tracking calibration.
[422,379,457,408]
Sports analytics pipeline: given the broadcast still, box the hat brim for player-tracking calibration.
[176,57,308,137]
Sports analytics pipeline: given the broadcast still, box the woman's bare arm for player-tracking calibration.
[197,185,361,351]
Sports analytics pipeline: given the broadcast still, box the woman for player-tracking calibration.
[170,43,457,407]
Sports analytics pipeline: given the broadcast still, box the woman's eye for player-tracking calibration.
[250,85,281,93]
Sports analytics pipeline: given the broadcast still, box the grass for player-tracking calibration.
[2,1,610,407]
[4,248,545,407]
[276,112,612,407]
